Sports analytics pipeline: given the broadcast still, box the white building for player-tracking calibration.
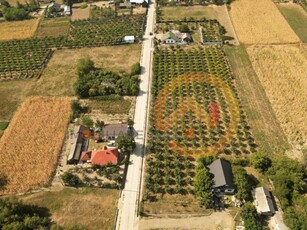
[253,187,276,216]
[124,35,136,43]
[161,30,192,45]
[64,5,71,16]
[129,0,148,5]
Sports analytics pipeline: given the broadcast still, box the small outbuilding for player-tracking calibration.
[253,187,276,216]
[102,123,129,139]
[208,158,235,195]
[67,125,89,164]
[124,35,136,43]
[64,5,71,16]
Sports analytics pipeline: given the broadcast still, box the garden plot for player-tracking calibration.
[247,45,307,161]
[144,47,256,212]
[0,96,71,195]
[229,0,300,44]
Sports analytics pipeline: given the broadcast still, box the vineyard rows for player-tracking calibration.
[145,46,256,198]
[0,15,146,80]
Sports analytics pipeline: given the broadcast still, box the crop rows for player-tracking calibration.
[145,47,256,197]
[0,15,145,80]
[201,22,223,43]
[69,16,145,46]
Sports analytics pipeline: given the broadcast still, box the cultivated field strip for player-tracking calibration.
[144,47,256,201]
[230,0,300,44]
[247,45,307,160]
[0,97,71,195]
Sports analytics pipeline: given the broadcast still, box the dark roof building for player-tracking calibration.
[102,123,128,139]
[67,125,88,164]
[207,158,235,195]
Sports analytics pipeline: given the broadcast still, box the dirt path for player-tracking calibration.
[139,212,234,230]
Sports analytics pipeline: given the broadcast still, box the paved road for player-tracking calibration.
[116,1,155,230]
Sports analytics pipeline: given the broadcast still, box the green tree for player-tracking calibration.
[80,114,94,128]
[251,152,272,173]
[127,118,134,127]
[233,166,250,201]
[3,7,28,21]
[193,167,213,207]
[241,202,262,230]
[0,198,51,229]
[178,24,190,33]
[61,172,81,186]
[71,99,81,118]
[116,134,135,154]
[130,62,141,75]
[77,57,95,77]
[95,120,105,129]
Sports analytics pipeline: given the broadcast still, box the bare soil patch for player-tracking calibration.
[71,4,91,21]
[0,19,39,41]
[229,0,300,44]
[0,96,71,195]
[139,212,234,230]
[247,44,307,161]
[22,188,118,230]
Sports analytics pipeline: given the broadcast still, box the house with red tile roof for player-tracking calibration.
[80,147,119,166]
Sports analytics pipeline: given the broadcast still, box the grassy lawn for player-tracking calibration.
[225,45,290,156]
[160,6,211,21]
[35,17,70,38]
[22,188,119,230]
[277,3,307,42]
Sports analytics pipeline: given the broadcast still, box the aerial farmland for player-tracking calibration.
[0,0,307,229]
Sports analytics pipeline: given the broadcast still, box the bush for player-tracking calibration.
[251,152,272,173]
[130,62,141,75]
[232,165,250,201]
[0,198,51,229]
[241,202,263,230]
[61,172,82,186]
[77,57,95,77]
[80,114,94,128]
[178,24,190,33]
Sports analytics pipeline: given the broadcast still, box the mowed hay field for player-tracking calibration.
[229,0,300,44]
[0,96,71,195]
[247,45,307,159]
[0,19,39,41]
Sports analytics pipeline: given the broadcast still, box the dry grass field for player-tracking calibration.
[22,188,118,230]
[229,0,300,44]
[0,19,39,41]
[71,5,91,21]
[0,96,71,195]
[247,45,307,160]
[31,44,142,96]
